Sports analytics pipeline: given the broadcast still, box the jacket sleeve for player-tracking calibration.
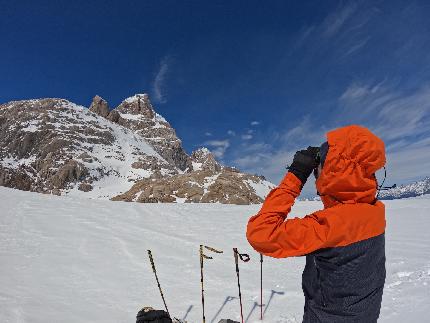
[246,172,327,258]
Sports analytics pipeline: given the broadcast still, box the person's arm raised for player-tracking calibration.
[246,147,326,258]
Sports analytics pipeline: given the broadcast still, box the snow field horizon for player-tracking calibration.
[0,187,429,322]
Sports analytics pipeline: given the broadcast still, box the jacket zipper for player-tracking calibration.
[315,258,327,307]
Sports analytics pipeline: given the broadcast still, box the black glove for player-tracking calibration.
[288,146,320,185]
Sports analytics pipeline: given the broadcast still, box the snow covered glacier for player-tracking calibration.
[0,187,429,322]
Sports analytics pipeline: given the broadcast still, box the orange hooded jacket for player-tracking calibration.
[246,125,386,258]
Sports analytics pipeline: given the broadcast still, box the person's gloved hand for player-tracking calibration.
[288,146,320,185]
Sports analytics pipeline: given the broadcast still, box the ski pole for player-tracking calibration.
[200,244,223,323]
[233,248,250,323]
[147,250,170,317]
[200,245,205,323]
[260,253,263,320]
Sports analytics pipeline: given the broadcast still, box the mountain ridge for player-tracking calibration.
[378,177,430,200]
[0,94,275,204]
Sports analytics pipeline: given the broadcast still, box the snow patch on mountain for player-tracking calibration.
[57,101,172,198]
[245,178,276,200]
[0,98,175,197]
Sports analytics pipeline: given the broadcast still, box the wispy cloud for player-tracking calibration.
[204,139,230,159]
[386,136,430,184]
[205,132,212,137]
[240,142,272,153]
[282,115,327,147]
[342,36,370,57]
[339,83,372,101]
[241,134,253,140]
[281,2,372,72]
[293,25,316,50]
[338,82,430,142]
[322,2,358,38]
[250,121,260,126]
[335,81,430,186]
[234,148,292,182]
[152,56,170,103]
[227,130,236,136]
[232,146,325,195]
[231,123,326,197]
[229,80,430,196]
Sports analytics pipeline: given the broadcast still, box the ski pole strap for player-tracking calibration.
[239,252,250,262]
[204,245,223,253]
[201,245,223,260]
[233,248,250,262]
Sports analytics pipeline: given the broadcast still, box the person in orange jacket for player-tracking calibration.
[246,125,386,322]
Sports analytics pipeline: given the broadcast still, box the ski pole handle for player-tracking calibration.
[233,248,239,271]
[148,250,156,271]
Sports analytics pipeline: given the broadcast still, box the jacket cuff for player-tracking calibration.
[281,172,303,196]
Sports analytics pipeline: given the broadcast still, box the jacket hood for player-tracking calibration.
[316,125,385,208]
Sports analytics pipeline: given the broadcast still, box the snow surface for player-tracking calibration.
[0,187,429,323]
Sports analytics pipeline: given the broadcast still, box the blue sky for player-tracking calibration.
[1,0,430,196]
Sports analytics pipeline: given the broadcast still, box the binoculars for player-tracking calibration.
[314,142,329,166]
[308,143,329,178]
[304,146,322,165]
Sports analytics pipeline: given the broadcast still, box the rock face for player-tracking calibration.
[190,147,222,172]
[114,94,191,172]
[0,98,173,196]
[89,95,110,118]
[0,94,275,204]
[0,99,93,193]
[112,168,271,204]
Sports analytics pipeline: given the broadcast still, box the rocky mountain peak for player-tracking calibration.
[117,93,155,119]
[110,94,191,171]
[0,95,275,204]
[0,98,175,196]
[192,147,211,157]
[89,95,110,118]
[190,147,221,172]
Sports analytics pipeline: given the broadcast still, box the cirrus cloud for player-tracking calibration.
[152,56,170,103]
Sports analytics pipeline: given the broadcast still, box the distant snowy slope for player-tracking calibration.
[0,187,429,323]
[379,177,430,200]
